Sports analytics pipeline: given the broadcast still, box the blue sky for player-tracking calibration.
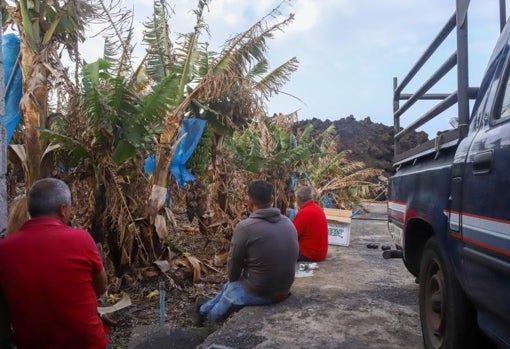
[81,0,507,137]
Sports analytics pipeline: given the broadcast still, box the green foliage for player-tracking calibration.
[226,128,266,173]
[38,128,90,167]
[43,56,172,167]
[188,124,214,176]
[256,57,299,99]
[225,117,313,175]
[140,0,299,140]
[83,59,171,165]
[7,0,93,53]
[225,117,380,207]
[140,72,179,122]
[1,1,9,26]
[143,0,209,99]
[142,0,173,82]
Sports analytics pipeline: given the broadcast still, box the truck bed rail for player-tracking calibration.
[392,0,507,164]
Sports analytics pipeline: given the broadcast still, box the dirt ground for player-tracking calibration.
[104,210,230,348]
[119,202,424,349]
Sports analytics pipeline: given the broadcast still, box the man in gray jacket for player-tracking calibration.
[197,180,299,324]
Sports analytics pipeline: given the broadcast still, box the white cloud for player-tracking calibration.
[286,0,320,33]
[74,0,507,134]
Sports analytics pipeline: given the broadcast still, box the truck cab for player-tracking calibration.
[451,18,510,344]
[388,1,510,348]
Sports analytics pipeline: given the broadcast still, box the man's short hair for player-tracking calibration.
[295,186,314,202]
[248,180,274,207]
[28,178,72,218]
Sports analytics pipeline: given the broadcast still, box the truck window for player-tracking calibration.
[495,55,510,121]
[498,76,510,119]
[471,48,509,131]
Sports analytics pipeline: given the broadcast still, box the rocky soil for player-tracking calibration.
[293,116,428,175]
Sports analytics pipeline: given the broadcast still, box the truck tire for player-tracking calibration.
[419,238,478,349]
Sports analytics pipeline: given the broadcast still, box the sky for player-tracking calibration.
[80,0,508,137]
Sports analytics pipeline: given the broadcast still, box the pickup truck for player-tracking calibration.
[387,1,510,348]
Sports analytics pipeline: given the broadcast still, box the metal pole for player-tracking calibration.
[456,0,470,138]
[0,14,7,237]
[393,77,400,156]
[500,0,507,33]
[159,281,166,324]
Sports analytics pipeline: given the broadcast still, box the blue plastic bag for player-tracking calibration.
[1,34,23,145]
[287,208,298,222]
[144,117,207,188]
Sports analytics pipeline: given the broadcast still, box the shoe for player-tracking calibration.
[203,319,222,334]
[366,243,379,249]
[381,245,391,251]
[190,296,209,327]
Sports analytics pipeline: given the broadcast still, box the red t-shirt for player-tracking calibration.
[293,201,328,261]
[0,217,109,349]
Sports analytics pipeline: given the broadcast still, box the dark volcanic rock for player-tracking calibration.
[293,115,428,175]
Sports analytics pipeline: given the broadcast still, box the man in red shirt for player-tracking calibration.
[0,178,109,349]
[293,186,328,262]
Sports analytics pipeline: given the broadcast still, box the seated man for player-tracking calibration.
[293,186,328,262]
[0,178,110,349]
[197,180,299,324]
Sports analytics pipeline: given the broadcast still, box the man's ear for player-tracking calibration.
[247,197,255,211]
[57,204,70,223]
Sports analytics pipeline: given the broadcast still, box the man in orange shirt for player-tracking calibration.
[293,186,328,262]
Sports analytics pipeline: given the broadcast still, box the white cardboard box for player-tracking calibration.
[324,208,352,247]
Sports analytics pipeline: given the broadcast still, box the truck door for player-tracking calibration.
[461,46,510,333]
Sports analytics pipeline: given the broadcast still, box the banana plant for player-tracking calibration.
[296,124,382,207]
[144,0,299,223]
[37,52,174,272]
[226,115,311,175]
[37,0,299,270]
[2,0,94,185]
[226,117,381,209]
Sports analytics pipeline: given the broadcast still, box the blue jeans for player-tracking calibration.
[200,281,275,322]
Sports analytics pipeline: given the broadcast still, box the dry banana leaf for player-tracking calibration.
[183,253,202,283]
[154,214,168,240]
[153,260,171,273]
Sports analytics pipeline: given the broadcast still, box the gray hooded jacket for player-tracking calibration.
[227,207,299,299]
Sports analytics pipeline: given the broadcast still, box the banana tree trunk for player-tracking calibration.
[19,42,50,185]
[148,105,188,221]
[148,123,180,225]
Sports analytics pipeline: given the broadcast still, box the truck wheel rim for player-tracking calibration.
[425,261,445,347]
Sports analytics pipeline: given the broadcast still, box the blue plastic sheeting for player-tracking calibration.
[287,208,298,222]
[1,34,23,145]
[322,195,333,208]
[144,117,207,188]
[349,209,361,218]
[289,174,298,190]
